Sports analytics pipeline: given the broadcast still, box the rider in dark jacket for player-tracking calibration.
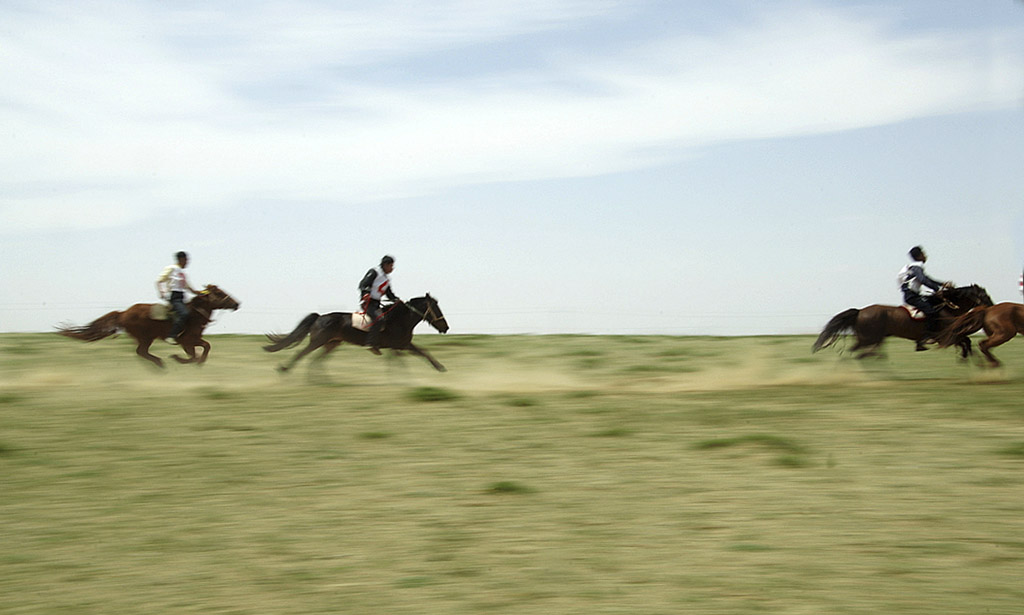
[897,246,950,350]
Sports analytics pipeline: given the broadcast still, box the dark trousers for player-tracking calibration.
[169,291,188,338]
[903,291,939,332]
[365,299,383,348]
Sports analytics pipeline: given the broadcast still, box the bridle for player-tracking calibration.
[190,289,236,323]
[404,298,445,329]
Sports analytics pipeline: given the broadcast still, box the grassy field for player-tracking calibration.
[3,332,1024,614]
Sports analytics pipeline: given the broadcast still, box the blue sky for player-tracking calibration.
[2,0,1023,335]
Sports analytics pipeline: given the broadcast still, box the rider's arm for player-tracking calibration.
[917,268,944,292]
[155,266,173,299]
[358,269,376,294]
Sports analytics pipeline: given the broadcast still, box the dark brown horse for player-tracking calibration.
[812,285,992,358]
[57,285,240,368]
[264,294,449,372]
[937,303,1024,367]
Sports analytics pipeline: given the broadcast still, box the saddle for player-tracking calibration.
[150,303,171,321]
[351,312,373,331]
[900,305,927,320]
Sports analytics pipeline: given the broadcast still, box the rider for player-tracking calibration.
[359,255,400,355]
[156,251,201,343]
[897,246,951,350]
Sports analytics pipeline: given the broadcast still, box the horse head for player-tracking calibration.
[412,293,448,334]
[941,284,993,311]
[957,284,993,308]
[196,285,241,311]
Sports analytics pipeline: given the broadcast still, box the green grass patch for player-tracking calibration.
[405,386,460,402]
[694,434,807,454]
[589,428,633,438]
[0,393,23,405]
[503,396,540,407]
[997,442,1024,458]
[486,481,535,495]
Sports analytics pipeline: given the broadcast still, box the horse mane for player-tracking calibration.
[936,284,992,308]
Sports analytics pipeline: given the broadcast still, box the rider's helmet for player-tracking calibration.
[381,255,395,266]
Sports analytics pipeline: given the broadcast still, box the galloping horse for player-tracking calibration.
[264,294,449,372]
[57,285,240,368]
[812,285,992,358]
[937,303,1024,367]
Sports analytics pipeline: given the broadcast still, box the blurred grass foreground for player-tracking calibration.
[3,332,1024,614]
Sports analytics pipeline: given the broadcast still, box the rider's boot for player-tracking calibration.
[167,321,182,344]
[916,316,940,351]
[366,324,382,355]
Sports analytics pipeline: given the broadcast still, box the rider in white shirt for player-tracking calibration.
[156,251,201,342]
[358,255,400,355]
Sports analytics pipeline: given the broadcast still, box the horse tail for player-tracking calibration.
[263,313,320,352]
[55,311,123,342]
[812,308,859,352]
[936,306,987,349]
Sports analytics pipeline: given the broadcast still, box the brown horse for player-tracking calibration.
[812,285,993,358]
[57,285,240,368]
[264,294,449,372]
[937,303,1024,367]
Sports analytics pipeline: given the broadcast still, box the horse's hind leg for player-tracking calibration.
[315,340,341,363]
[136,339,165,368]
[850,335,884,360]
[979,333,1012,368]
[279,337,328,372]
[304,340,342,382]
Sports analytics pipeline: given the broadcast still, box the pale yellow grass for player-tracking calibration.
[2,333,1024,614]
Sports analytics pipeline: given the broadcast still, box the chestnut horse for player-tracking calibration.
[937,303,1024,367]
[264,294,449,372]
[812,285,992,358]
[57,285,240,368]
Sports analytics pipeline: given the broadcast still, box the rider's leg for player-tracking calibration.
[167,292,188,341]
[365,300,383,355]
[904,292,937,351]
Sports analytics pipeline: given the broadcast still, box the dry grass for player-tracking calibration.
[2,332,1024,614]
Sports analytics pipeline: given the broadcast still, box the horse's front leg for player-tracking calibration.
[406,342,446,372]
[197,338,211,364]
[171,333,207,364]
[172,342,199,364]
[956,337,972,360]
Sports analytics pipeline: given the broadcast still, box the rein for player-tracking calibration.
[402,299,444,328]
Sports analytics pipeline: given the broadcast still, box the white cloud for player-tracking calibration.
[1,2,1022,232]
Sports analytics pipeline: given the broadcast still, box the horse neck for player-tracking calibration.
[393,298,426,327]
[939,289,985,314]
[188,296,214,323]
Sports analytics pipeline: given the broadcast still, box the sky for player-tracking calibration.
[2,0,1023,336]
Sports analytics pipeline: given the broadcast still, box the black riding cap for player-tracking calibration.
[381,255,395,265]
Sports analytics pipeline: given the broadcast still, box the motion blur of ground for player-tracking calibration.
[3,333,1024,614]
